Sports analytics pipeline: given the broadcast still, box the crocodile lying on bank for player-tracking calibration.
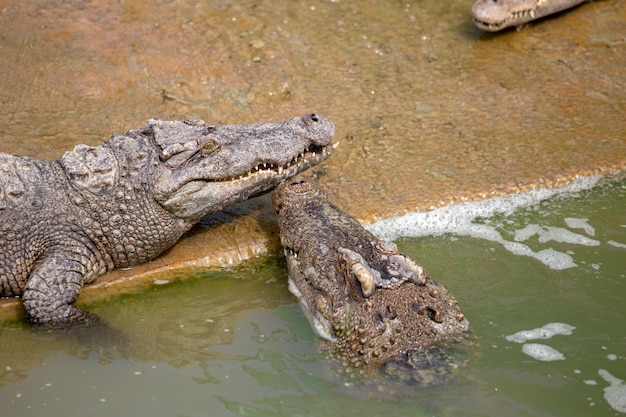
[472,0,589,32]
[273,178,472,384]
[0,114,335,326]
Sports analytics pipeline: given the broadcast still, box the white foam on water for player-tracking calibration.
[608,240,626,249]
[599,369,626,413]
[513,224,600,246]
[564,217,596,236]
[521,343,565,361]
[366,175,602,270]
[506,322,576,343]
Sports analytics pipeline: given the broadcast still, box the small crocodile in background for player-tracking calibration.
[273,178,473,385]
[0,114,335,326]
[472,0,589,31]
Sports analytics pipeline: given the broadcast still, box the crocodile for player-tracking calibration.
[0,114,335,326]
[472,0,589,32]
[272,178,472,384]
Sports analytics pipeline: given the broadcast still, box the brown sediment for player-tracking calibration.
[0,0,624,320]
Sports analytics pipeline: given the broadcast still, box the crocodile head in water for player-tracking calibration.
[273,178,472,384]
[471,0,588,32]
[150,113,335,220]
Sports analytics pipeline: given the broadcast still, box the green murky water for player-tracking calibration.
[1,177,624,416]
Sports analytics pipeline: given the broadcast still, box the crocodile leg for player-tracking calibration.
[21,256,97,326]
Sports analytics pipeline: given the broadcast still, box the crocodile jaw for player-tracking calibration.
[471,0,588,32]
[153,113,335,220]
[159,142,334,218]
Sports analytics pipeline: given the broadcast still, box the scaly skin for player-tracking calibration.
[472,0,588,32]
[273,178,471,383]
[0,114,335,326]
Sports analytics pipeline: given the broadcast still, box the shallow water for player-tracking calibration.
[1,0,624,220]
[1,176,624,416]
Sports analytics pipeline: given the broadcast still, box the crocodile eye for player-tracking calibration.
[200,139,220,156]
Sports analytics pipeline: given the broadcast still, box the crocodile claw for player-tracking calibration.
[374,241,429,285]
[339,247,381,298]
[386,254,428,285]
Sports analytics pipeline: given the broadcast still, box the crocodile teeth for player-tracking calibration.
[216,142,333,183]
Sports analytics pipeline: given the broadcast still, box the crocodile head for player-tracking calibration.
[149,113,335,220]
[273,179,471,380]
[471,0,587,32]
